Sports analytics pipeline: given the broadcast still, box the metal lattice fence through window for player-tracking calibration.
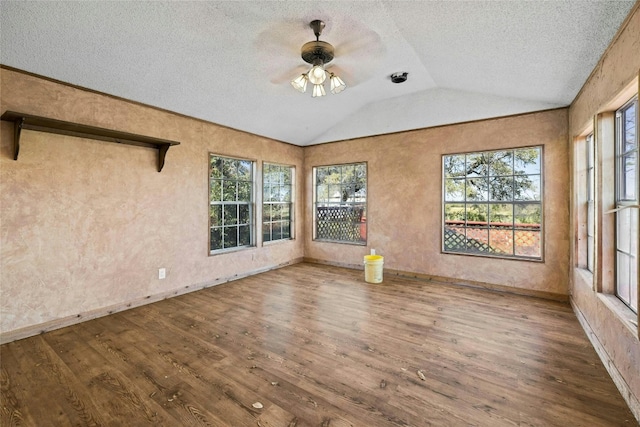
[314,163,367,244]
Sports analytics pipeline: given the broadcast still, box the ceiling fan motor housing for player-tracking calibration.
[301,41,334,65]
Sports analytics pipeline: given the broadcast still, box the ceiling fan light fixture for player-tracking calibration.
[291,74,308,92]
[329,73,346,94]
[308,63,327,85]
[312,84,326,98]
[291,20,345,98]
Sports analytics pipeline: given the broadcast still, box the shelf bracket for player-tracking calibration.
[13,117,24,161]
[1,111,180,172]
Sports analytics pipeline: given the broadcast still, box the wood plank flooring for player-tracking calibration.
[1,263,637,426]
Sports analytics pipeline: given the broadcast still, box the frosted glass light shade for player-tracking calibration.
[308,64,327,85]
[330,73,346,94]
[291,74,308,93]
[312,84,326,97]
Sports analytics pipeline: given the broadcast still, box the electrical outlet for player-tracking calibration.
[159,268,166,280]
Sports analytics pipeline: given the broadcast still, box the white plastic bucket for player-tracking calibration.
[364,255,384,283]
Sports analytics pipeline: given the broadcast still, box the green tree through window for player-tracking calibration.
[209,155,254,253]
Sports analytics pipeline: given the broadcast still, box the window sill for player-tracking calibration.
[263,238,294,247]
[597,293,638,337]
[313,239,366,246]
[575,267,594,287]
[209,245,255,256]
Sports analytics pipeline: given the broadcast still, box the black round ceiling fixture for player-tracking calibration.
[390,72,408,83]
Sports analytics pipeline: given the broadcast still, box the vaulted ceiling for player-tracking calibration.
[0,1,635,146]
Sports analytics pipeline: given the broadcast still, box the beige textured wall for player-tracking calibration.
[0,69,304,338]
[304,109,570,296]
[568,3,640,415]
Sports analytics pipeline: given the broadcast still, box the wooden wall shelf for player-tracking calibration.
[0,111,180,172]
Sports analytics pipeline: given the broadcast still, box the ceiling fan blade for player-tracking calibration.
[334,29,385,59]
[270,64,309,85]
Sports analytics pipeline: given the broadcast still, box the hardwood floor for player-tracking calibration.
[1,263,636,426]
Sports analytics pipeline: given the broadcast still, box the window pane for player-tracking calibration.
[210,205,222,227]
[617,209,632,253]
[489,176,513,201]
[489,204,513,226]
[316,167,328,185]
[263,184,271,201]
[444,155,466,178]
[239,225,250,246]
[281,204,290,221]
[489,151,513,176]
[622,154,637,200]
[466,178,488,201]
[515,204,541,228]
[263,223,272,242]
[238,181,251,202]
[445,178,465,201]
[514,147,541,175]
[281,185,292,202]
[210,157,224,179]
[515,231,541,257]
[282,222,291,239]
[341,165,356,184]
[444,203,465,223]
[466,204,488,225]
[444,224,466,252]
[489,229,513,255]
[283,167,292,184]
[223,158,238,179]
[514,174,541,201]
[466,153,489,177]
[624,102,636,152]
[329,184,342,202]
[316,185,329,202]
[224,205,237,225]
[466,228,490,253]
[263,204,271,223]
[223,181,236,201]
[238,205,250,225]
[210,228,222,251]
[238,160,251,180]
[224,227,238,248]
[271,204,282,221]
[210,179,222,200]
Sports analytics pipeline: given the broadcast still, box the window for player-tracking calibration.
[615,97,638,312]
[586,133,595,272]
[443,147,543,259]
[209,155,254,253]
[314,163,367,244]
[263,163,293,243]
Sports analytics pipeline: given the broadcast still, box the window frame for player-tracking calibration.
[313,162,367,245]
[208,154,255,255]
[442,146,544,261]
[614,96,638,313]
[586,132,596,272]
[262,162,294,244]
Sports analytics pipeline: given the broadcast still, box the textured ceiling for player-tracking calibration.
[0,1,635,146]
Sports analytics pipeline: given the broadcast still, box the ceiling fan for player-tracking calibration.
[290,20,346,97]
